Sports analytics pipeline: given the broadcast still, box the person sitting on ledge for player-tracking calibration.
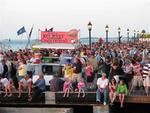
[117,79,128,108]
[18,74,32,99]
[109,78,117,105]
[0,77,12,97]
[29,74,46,101]
[63,77,72,97]
[96,73,109,105]
[77,77,86,98]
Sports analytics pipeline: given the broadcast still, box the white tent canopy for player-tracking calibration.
[32,43,75,49]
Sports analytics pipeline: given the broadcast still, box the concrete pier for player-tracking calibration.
[0,108,73,113]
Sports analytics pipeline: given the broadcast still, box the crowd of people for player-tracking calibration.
[0,41,150,107]
[60,41,150,107]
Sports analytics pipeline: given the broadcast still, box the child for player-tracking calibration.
[77,77,86,98]
[0,77,12,97]
[62,59,73,80]
[117,80,128,108]
[63,77,71,97]
[85,61,94,83]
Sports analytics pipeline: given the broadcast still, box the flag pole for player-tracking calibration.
[25,31,30,49]
[25,25,34,49]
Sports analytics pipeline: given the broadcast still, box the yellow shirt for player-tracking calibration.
[64,65,73,79]
[18,64,27,76]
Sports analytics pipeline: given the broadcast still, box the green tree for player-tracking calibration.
[141,30,146,38]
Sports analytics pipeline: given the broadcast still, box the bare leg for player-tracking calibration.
[120,94,125,108]
[63,89,67,97]
[147,86,150,95]
[28,83,32,98]
[67,89,70,97]
[109,93,113,103]
[112,93,117,104]
[82,89,85,98]
[18,82,22,98]
[8,84,12,96]
[129,79,134,95]
[119,94,122,107]
[145,86,148,95]
[4,87,8,97]
[78,88,81,97]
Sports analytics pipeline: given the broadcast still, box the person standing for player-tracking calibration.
[1,59,8,78]
[143,56,150,95]
[18,60,27,81]
[62,59,73,80]
[73,58,82,82]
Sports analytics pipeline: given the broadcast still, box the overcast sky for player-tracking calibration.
[0,0,150,40]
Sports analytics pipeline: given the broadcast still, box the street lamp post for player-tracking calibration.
[118,27,121,43]
[133,30,136,43]
[88,21,92,49]
[127,29,129,42]
[105,25,109,43]
[137,31,139,41]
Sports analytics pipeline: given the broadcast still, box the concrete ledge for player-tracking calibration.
[0,92,45,103]
[55,92,96,104]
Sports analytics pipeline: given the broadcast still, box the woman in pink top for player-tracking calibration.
[77,77,86,98]
[85,61,94,87]
[63,78,71,97]
[109,78,117,105]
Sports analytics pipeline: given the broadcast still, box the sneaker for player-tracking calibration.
[103,102,107,105]
[96,101,100,104]
[109,102,114,106]
[8,94,12,97]
[4,94,8,97]
[28,97,32,102]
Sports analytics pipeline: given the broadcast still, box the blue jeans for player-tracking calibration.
[18,76,24,81]
[96,88,108,103]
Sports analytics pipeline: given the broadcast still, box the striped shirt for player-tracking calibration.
[142,63,150,78]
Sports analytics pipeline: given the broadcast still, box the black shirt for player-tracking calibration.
[73,62,82,74]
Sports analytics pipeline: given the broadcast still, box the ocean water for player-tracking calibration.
[0,37,131,51]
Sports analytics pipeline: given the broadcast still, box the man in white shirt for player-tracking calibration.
[96,73,109,105]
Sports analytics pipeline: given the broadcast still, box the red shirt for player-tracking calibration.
[133,62,142,76]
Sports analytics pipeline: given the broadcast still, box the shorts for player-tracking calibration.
[18,76,24,81]
[73,73,82,82]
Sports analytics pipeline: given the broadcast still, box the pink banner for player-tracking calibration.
[41,30,78,44]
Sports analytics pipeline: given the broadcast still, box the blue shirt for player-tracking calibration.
[35,79,46,91]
